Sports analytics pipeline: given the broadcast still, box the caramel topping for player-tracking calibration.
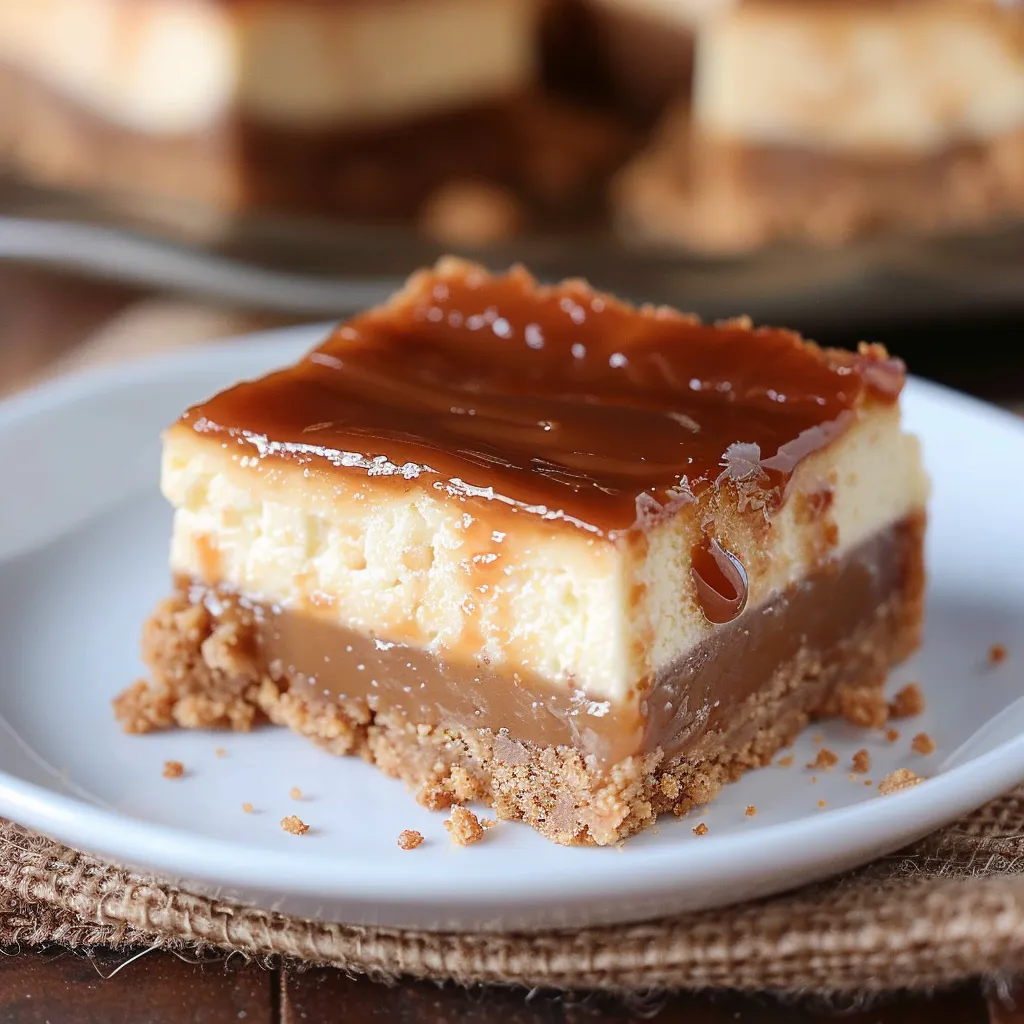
[183,261,902,536]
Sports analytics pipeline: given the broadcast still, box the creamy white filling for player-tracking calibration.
[163,405,927,704]
[0,0,537,134]
[695,2,1024,153]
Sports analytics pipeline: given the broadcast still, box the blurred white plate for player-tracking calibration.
[0,325,1022,933]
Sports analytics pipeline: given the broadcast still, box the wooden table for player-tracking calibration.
[1,263,1022,1023]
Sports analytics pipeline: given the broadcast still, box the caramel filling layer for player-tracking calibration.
[186,515,921,765]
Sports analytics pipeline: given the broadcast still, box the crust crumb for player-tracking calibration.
[692,822,708,836]
[851,749,871,774]
[911,732,936,755]
[214,748,227,758]
[889,683,925,719]
[419,180,525,249]
[817,799,827,809]
[162,760,184,779]
[242,802,254,814]
[879,768,924,795]
[990,643,1008,665]
[777,755,794,767]
[281,814,310,836]
[886,728,900,743]
[659,775,681,799]
[864,779,873,786]
[807,747,838,770]
[744,805,756,817]
[397,829,424,851]
[837,685,889,729]
[444,806,485,846]
[289,787,303,800]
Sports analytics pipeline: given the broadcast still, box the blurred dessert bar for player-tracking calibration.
[0,0,628,233]
[615,0,1024,251]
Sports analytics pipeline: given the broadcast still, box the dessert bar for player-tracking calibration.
[0,0,549,222]
[616,0,1024,250]
[116,259,928,845]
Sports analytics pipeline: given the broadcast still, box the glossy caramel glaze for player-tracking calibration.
[182,260,904,536]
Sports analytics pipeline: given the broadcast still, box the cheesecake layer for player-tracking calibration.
[0,0,537,134]
[117,512,924,844]
[161,259,926,704]
[695,0,1024,155]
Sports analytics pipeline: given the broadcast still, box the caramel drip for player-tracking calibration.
[691,538,749,624]
[184,264,902,536]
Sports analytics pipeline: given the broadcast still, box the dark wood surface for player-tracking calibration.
[0,263,1021,1022]
[0,948,1011,1024]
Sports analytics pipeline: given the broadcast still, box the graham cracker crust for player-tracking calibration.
[115,516,925,846]
[615,118,1024,252]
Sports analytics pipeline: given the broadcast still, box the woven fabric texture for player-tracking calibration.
[4,785,1024,993]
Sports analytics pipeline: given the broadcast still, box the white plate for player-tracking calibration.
[0,325,1022,934]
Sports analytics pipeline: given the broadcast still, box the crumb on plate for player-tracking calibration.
[745,805,757,817]
[242,802,254,814]
[162,760,184,779]
[692,822,708,836]
[838,685,889,729]
[289,786,303,800]
[911,732,936,755]
[817,799,827,809]
[807,747,838,770]
[777,755,794,767]
[851,748,871,774]
[879,768,924,795]
[886,728,900,743]
[419,180,525,249]
[444,806,485,846]
[281,814,310,836]
[214,747,227,758]
[481,818,498,829]
[889,682,925,719]
[990,643,1008,665]
[397,829,424,851]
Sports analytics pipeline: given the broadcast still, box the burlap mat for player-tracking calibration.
[4,785,1024,994]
